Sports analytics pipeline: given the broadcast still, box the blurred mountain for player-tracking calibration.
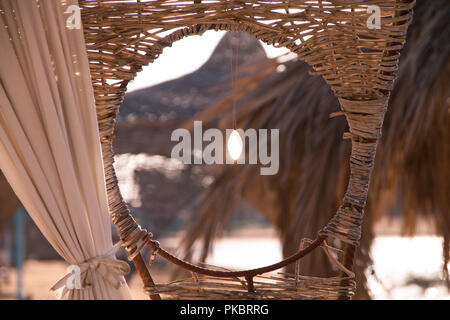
[118,32,268,122]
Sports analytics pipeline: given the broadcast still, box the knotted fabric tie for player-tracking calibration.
[51,242,130,299]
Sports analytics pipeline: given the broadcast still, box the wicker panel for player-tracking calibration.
[78,0,415,299]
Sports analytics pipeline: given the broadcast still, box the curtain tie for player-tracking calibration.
[50,242,130,299]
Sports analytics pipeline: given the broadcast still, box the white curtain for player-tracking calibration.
[0,0,132,299]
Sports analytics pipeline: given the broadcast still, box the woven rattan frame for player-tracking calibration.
[79,0,414,299]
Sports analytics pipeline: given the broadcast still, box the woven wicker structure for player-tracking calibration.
[146,239,356,300]
[78,0,415,299]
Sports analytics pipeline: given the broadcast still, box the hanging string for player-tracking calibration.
[230,31,239,130]
[235,32,239,130]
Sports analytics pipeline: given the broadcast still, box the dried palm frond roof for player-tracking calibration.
[181,55,352,282]
[370,0,449,283]
[180,0,450,295]
[370,0,450,234]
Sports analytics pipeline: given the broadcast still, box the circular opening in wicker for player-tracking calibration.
[79,0,415,300]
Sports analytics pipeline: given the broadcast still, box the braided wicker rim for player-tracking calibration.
[79,0,415,299]
[145,239,357,300]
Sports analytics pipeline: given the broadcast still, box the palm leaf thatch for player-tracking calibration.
[179,0,449,298]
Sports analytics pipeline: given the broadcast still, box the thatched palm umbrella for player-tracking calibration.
[180,0,449,298]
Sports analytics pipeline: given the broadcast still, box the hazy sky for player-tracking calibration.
[127,31,291,92]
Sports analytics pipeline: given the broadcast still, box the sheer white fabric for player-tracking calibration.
[0,0,132,299]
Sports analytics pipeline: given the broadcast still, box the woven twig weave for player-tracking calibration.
[79,0,414,299]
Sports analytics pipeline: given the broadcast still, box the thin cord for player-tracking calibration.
[234,32,239,130]
[230,31,239,130]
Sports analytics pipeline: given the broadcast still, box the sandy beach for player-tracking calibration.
[1,218,448,300]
